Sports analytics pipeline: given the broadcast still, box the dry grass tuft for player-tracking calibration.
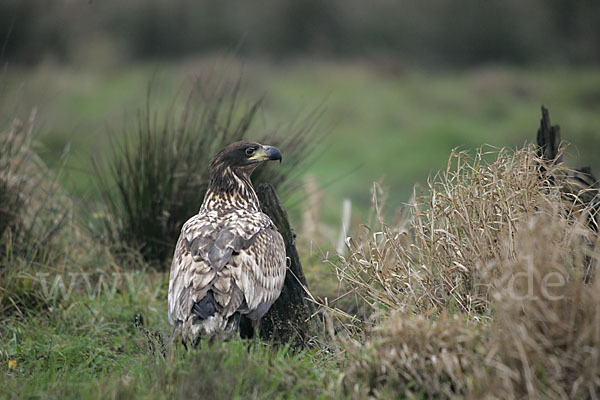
[0,112,70,314]
[0,112,108,316]
[334,145,600,398]
[488,213,600,398]
[335,145,595,318]
[343,312,485,398]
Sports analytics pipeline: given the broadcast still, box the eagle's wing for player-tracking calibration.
[168,210,286,329]
[168,210,218,326]
[231,223,286,320]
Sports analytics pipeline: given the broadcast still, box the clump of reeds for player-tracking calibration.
[342,311,486,398]
[0,111,74,315]
[336,145,600,397]
[93,76,320,269]
[487,212,600,398]
[335,145,588,318]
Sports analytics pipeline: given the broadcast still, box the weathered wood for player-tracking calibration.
[537,105,562,164]
[536,106,600,234]
[256,183,320,347]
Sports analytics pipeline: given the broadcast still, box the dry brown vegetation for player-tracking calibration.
[2,96,599,398]
[331,145,600,398]
[0,112,114,316]
[0,112,71,314]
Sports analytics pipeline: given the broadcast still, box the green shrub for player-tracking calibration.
[92,76,320,268]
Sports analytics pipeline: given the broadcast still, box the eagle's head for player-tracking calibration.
[210,141,282,173]
[208,141,282,194]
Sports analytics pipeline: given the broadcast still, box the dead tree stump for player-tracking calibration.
[256,183,320,347]
[536,106,600,232]
[537,105,563,164]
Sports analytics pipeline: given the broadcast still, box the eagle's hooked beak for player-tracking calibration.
[250,145,282,163]
[264,145,282,163]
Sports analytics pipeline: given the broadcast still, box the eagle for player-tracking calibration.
[168,141,287,344]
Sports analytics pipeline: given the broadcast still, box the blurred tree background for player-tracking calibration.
[2,0,600,66]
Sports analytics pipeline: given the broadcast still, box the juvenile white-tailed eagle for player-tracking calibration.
[168,141,286,344]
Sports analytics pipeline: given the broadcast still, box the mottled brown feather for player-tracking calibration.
[167,141,286,342]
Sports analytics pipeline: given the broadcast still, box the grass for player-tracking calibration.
[2,58,600,398]
[0,111,79,316]
[0,84,340,398]
[330,145,600,398]
[2,134,600,398]
[3,59,600,228]
[1,273,341,399]
[91,75,320,267]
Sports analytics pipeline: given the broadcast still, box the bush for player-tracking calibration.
[336,146,558,318]
[344,212,600,398]
[0,112,74,315]
[92,76,320,269]
[487,213,600,398]
[334,145,600,397]
[343,312,486,398]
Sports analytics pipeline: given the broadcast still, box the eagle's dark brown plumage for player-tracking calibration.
[168,141,286,343]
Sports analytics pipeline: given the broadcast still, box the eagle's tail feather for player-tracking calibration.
[184,294,243,345]
[191,290,217,320]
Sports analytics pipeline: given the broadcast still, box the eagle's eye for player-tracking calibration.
[245,147,255,156]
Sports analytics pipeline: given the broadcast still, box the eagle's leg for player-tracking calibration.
[252,319,260,336]
[239,315,254,339]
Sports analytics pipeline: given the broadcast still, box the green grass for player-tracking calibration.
[3,60,599,227]
[2,58,600,398]
[0,273,341,399]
